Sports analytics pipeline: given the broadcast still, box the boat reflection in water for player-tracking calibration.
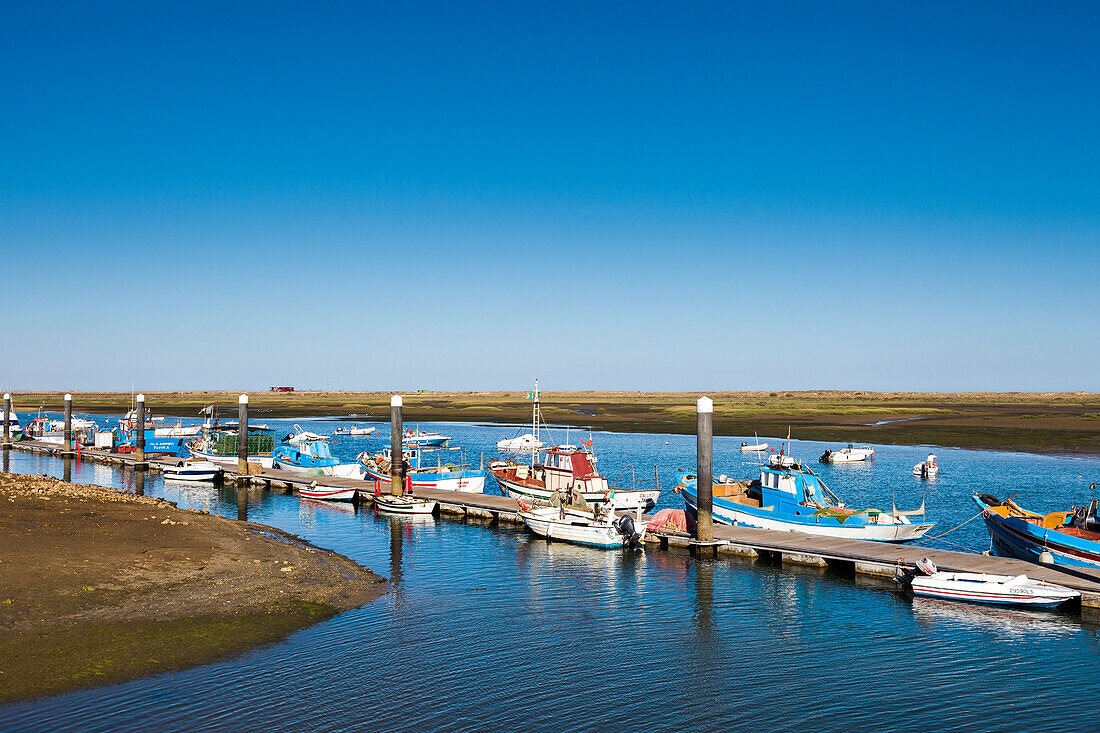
[910,596,1081,639]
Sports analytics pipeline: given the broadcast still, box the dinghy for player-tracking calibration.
[898,558,1079,608]
[740,433,768,452]
[300,481,357,502]
[333,426,376,436]
[373,492,438,515]
[497,433,546,451]
[163,460,222,482]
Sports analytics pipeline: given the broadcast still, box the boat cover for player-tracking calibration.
[647,508,696,534]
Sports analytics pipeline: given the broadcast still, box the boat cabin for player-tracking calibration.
[541,447,609,493]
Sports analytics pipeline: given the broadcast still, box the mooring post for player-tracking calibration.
[2,393,10,448]
[238,393,249,476]
[63,392,73,455]
[135,394,146,465]
[696,396,714,542]
[390,394,404,496]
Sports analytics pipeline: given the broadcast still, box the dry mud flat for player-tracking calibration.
[0,473,385,705]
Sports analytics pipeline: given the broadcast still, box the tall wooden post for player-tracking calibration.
[2,393,10,447]
[135,394,146,464]
[696,396,714,542]
[390,395,404,496]
[237,393,249,476]
[63,392,73,455]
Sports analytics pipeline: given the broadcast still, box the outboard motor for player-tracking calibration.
[1079,498,1100,533]
[819,450,831,463]
[612,514,643,549]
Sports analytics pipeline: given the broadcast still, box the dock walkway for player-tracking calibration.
[8,439,1100,608]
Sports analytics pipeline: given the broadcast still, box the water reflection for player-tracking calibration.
[2,449,9,474]
[62,457,72,484]
[237,486,248,521]
[134,470,145,496]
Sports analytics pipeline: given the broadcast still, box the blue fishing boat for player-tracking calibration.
[272,426,365,478]
[359,446,485,493]
[188,424,278,468]
[974,490,1100,568]
[676,453,933,542]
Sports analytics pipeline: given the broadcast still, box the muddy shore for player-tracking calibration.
[0,473,385,705]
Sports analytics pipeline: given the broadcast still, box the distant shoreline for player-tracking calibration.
[7,390,1100,457]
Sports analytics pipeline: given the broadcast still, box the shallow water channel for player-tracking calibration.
[3,419,1100,732]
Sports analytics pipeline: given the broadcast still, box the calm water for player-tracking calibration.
[3,417,1100,732]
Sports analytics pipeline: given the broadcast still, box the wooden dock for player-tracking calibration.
[8,438,1100,609]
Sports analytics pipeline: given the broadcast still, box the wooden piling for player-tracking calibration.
[135,394,146,465]
[237,393,249,476]
[390,395,404,496]
[63,392,73,455]
[695,396,714,542]
[2,393,10,447]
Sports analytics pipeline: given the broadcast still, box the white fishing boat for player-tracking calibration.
[820,444,875,463]
[300,481,357,502]
[899,558,1079,608]
[517,502,648,549]
[373,492,438,515]
[913,454,939,478]
[333,426,377,436]
[163,460,222,482]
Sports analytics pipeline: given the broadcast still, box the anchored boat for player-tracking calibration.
[819,444,875,463]
[373,492,438,515]
[300,480,357,502]
[358,446,485,493]
[187,424,278,468]
[163,460,222,482]
[676,452,933,541]
[272,426,364,478]
[402,428,450,447]
[497,379,548,451]
[333,426,376,436]
[896,557,1079,608]
[516,497,648,549]
[913,454,939,478]
[975,490,1100,568]
[490,445,658,512]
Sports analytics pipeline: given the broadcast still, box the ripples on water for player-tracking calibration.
[3,418,1100,732]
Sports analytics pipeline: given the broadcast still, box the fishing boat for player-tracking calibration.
[402,428,450,447]
[516,500,648,549]
[333,425,376,436]
[25,415,99,446]
[163,460,222,482]
[373,492,438,515]
[676,451,933,541]
[819,444,875,463]
[300,480,357,502]
[489,445,658,512]
[913,454,938,478]
[358,446,485,493]
[187,425,278,468]
[896,557,1079,608]
[272,426,365,477]
[974,490,1100,568]
[119,410,202,438]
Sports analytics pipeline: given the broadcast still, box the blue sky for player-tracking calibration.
[2,2,1097,392]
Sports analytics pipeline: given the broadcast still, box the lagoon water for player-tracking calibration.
[4,417,1100,732]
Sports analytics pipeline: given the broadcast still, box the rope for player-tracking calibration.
[911,509,987,552]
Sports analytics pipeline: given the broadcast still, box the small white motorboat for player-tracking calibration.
[333,426,377,436]
[901,558,1079,608]
[402,429,450,447]
[740,432,768,452]
[372,492,438,515]
[517,501,648,549]
[913,454,939,478]
[300,481,357,502]
[163,460,222,482]
[497,433,546,451]
[820,445,875,463]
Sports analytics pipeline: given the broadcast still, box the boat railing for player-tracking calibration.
[611,464,661,493]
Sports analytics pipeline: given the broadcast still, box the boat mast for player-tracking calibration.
[532,378,541,468]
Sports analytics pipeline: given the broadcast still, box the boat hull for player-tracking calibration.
[189,449,275,469]
[519,509,639,548]
[974,495,1100,568]
[492,472,657,512]
[911,574,1078,607]
[681,486,932,542]
[373,495,437,514]
[300,485,357,501]
[362,466,484,493]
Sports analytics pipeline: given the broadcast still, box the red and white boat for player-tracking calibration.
[300,481,357,502]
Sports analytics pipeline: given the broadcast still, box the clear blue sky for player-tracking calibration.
[2,2,1097,392]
